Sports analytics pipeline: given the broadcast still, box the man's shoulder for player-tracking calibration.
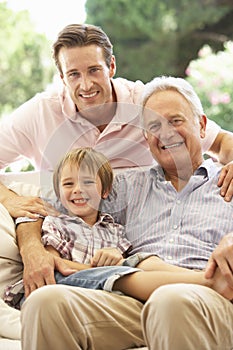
[35,83,65,103]
[113,77,144,87]
[112,77,144,104]
[10,85,64,118]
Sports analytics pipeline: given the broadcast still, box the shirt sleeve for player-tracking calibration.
[15,215,44,226]
[201,118,221,153]
[0,96,40,170]
[115,223,132,255]
[41,216,72,260]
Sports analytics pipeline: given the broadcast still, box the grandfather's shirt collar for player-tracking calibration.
[150,158,220,189]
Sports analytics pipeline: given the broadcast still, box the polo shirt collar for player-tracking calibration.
[61,80,142,125]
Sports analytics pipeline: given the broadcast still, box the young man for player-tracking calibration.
[0,23,233,221]
[20,77,233,350]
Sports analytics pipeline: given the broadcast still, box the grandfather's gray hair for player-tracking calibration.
[141,76,204,120]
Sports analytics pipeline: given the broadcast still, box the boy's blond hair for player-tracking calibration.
[53,147,113,199]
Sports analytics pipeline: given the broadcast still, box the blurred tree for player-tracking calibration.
[85,0,233,82]
[0,2,55,116]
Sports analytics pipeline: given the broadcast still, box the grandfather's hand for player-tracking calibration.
[23,243,76,297]
[209,266,233,301]
[205,232,233,289]
[3,195,58,219]
[218,161,233,202]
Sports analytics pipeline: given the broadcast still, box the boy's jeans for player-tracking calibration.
[55,265,140,292]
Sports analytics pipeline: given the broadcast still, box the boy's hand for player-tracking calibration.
[91,247,124,267]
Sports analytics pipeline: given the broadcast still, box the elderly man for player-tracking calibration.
[20,77,233,350]
[107,76,233,349]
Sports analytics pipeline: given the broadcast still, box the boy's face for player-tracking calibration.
[59,163,103,226]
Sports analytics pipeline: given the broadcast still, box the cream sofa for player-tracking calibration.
[0,171,51,350]
[0,171,147,350]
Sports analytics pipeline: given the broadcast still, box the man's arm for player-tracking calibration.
[208,130,233,165]
[0,181,50,218]
[16,219,74,297]
[207,131,233,201]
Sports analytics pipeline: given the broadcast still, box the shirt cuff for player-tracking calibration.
[15,215,44,226]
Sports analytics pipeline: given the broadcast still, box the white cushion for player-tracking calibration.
[0,171,54,340]
[0,338,21,350]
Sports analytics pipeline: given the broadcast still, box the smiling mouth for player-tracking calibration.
[71,198,88,204]
[80,91,98,98]
[161,142,184,150]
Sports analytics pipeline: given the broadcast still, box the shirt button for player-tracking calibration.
[177,200,181,204]
[169,238,174,243]
[173,224,178,229]
[167,256,173,260]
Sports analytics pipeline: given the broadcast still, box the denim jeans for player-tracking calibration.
[55,265,140,292]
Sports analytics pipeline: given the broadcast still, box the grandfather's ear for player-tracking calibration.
[200,115,207,138]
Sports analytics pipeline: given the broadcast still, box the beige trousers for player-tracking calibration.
[21,283,233,350]
[21,284,145,350]
[142,284,233,350]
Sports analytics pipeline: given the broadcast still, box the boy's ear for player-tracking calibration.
[102,189,110,199]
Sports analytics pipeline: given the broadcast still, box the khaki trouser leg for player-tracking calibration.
[141,283,233,350]
[21,284,145,350]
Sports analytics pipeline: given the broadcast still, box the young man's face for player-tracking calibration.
[59,44,116,123]
[143,90,206,173]
[59,163,104,226]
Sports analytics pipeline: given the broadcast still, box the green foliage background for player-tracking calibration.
[85,0,232,80]
[186,42,233,132]
[0,2,55,116]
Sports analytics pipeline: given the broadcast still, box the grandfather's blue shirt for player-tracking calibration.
[102,159,233,270]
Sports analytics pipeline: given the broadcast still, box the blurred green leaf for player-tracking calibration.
[0,2,55,116]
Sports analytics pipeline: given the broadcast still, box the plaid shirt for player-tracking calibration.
[41,213,131,264]
[4,213,131,308]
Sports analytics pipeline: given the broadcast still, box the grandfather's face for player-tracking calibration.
[143,90,206,172]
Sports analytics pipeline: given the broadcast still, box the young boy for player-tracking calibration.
[4,147,138,308]
[41,147,141,291]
